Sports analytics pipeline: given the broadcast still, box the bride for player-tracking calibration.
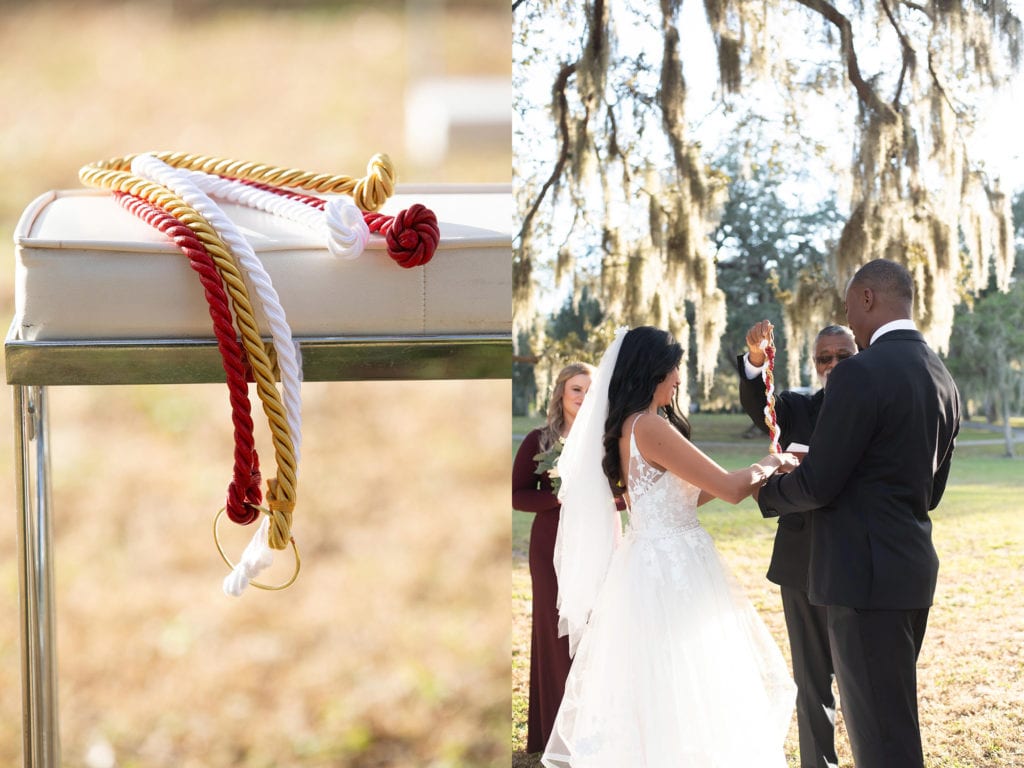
[543,326,797,767]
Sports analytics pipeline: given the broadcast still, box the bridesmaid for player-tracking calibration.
[513,362,595,754]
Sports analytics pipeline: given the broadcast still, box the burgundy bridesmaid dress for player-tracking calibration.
[513,427,572,754]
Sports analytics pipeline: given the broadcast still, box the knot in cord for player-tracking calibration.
[365,204,440,268]
[227,483,261,525]
[352,153,396,212]
[325,197,371,258]
[265,478,295,551]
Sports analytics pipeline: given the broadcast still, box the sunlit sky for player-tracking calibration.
[970,76,1024,193]
[672,1,1024,196]
[516,2,1024,314]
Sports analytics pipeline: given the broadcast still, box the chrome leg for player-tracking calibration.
[14,385,60,767]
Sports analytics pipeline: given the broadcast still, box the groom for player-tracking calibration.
[756,259,961,767]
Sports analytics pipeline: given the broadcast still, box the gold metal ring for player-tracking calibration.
[213,507,301,591]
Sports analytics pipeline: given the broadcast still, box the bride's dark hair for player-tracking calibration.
[602,326,691,489]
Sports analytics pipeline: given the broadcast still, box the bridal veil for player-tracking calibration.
[553,326,627,656]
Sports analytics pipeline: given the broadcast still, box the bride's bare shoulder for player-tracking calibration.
[632,412,677,437]
[623,411,659,439]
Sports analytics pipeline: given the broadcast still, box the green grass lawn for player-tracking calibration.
[512,414,1024,767]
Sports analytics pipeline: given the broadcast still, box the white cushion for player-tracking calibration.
[14,185,511,341]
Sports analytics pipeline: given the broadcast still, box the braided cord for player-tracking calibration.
[114,192,263,524]
[81,164,297,549]
[85,151,396,211]
[236,179,328,209]
[761,331,781,454]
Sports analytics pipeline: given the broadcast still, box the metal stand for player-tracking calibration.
[6,329,508,767]
[14,385,59,768]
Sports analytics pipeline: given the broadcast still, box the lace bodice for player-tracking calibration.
[626,416,702,537]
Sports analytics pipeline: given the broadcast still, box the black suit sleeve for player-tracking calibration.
[736,354,771,435]
[758,359,876,517]
[929,390,961,510]
[736,354,816,446]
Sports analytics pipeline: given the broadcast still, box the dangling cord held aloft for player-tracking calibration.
[760,332,781,454]
[215,507,300,594]
[131,154,305,464]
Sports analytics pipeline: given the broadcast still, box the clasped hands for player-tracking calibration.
[751,451,801,501]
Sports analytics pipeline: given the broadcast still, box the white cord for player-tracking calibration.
[180,168,369,259]
[222,516,274,596]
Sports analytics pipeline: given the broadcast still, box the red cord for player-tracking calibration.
[115,193,263,524]
[230,177,440,267]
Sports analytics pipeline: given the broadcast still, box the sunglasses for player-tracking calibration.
[814,352,854,366]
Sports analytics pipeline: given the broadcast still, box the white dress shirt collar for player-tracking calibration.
[870,318,917,346]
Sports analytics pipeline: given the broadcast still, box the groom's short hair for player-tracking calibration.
[851,259,914,305]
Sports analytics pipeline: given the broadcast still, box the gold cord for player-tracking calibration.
[84,151,396,211]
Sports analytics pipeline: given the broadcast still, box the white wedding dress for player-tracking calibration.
[542,423,795,767]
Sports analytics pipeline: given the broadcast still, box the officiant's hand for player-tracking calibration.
[745,320,774,367]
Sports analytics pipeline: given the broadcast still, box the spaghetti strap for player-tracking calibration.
[628,412,647,446]
[626,413,661,492]
[629,412,658,462]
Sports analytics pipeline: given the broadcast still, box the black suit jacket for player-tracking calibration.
[736,355,823,590]
[757,330,960,610]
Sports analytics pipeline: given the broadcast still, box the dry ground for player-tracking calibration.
[0,2,511,766]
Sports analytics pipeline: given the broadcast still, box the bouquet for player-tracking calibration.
[533,436,566,495]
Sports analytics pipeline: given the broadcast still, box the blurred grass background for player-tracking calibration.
[0,2,510,766]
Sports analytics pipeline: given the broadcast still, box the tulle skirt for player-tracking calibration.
[542,524,795,768]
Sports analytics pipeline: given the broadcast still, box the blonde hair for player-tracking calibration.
[539,362,597,451]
